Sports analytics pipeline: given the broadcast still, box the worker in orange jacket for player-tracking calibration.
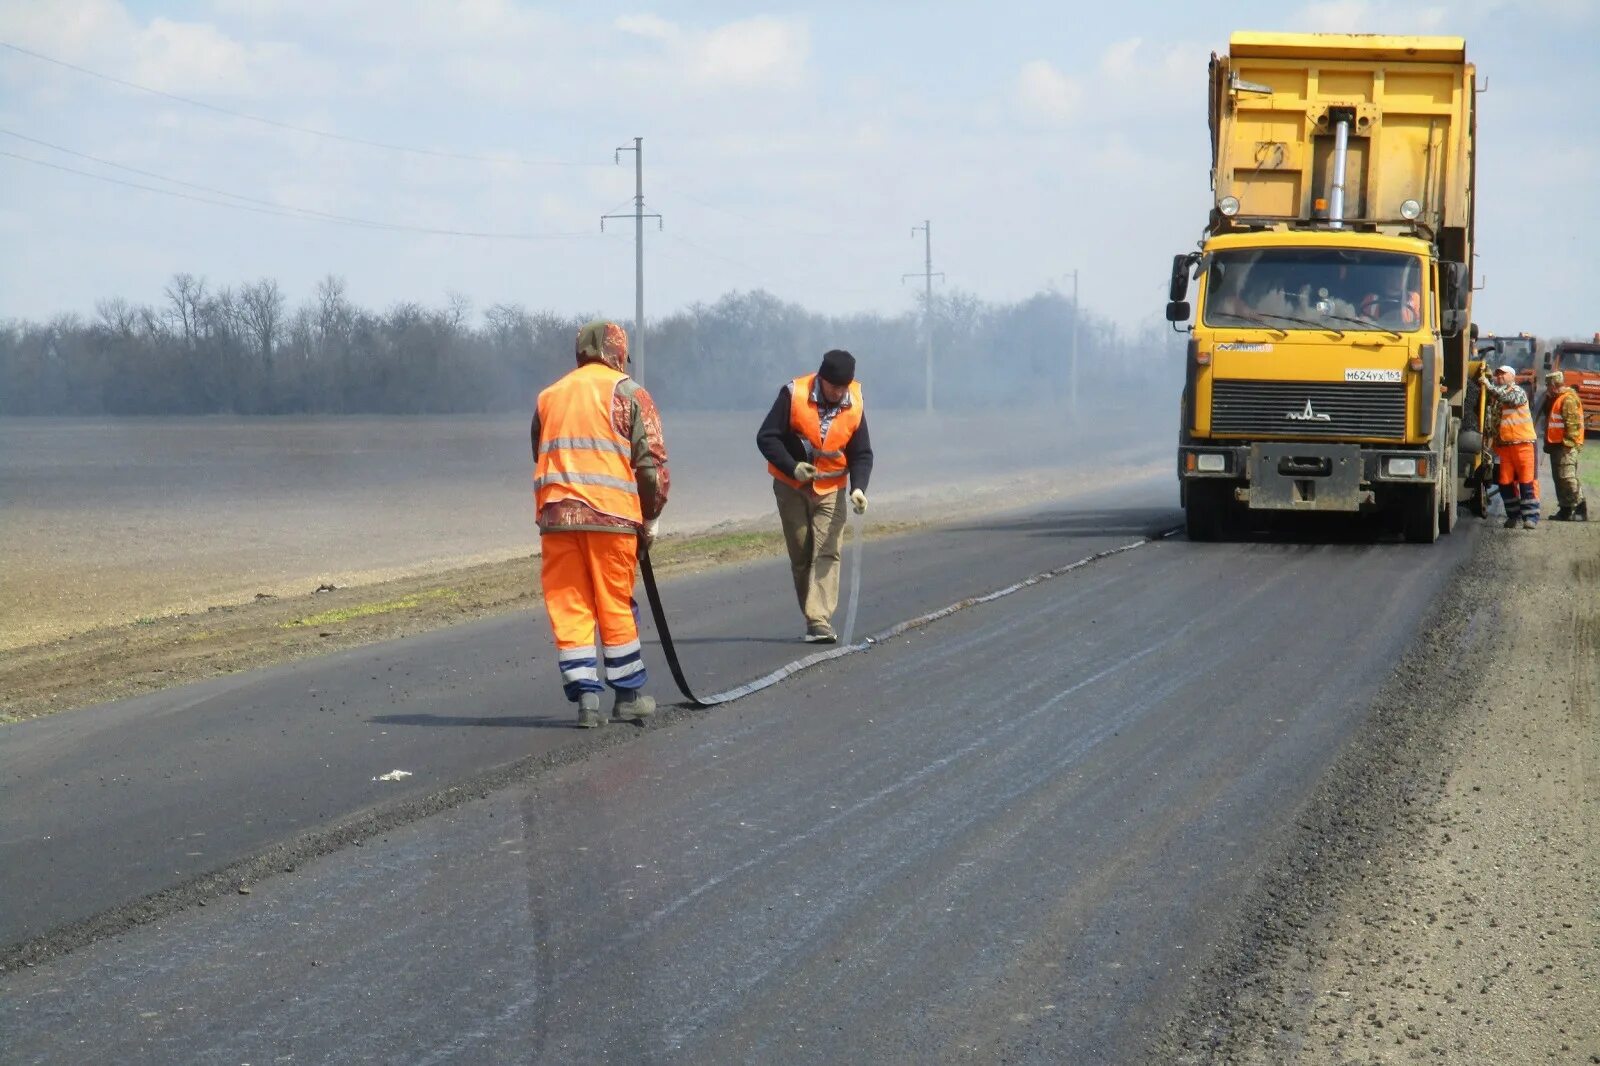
[531,321,670,727]
[1478,363,1539,529]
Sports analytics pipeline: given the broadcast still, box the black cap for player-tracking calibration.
[818,348,856,386]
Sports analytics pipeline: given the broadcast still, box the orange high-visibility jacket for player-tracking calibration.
[534,362,642,524]
[771,371,870,492]
[1546,390,1585,447]
[768,374,864,495]
[1496,398,1536,445]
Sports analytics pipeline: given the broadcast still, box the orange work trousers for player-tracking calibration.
[1495,441,1539,497]
[539,530,646,700]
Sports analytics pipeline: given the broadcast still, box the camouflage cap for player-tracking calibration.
[576,320,629,371]
[1545,369,1564,384]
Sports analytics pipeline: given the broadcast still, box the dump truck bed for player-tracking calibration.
[1211,32,1474,236]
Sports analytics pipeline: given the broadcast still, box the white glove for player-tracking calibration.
[792,462,818,482]
[850,488,867,515]
[639,517,659,550]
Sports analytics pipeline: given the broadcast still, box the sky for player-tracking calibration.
[0,0,1595,339]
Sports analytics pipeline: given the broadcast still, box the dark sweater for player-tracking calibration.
[755,383,873,491]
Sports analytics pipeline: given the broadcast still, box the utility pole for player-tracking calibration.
[1065,269,1080,418]
[903,220,943,413]
[601,137,661,383]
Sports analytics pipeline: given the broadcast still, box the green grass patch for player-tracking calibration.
[282,587,460,628]
[651,530,785,562]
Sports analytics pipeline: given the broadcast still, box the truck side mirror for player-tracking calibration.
[1166,300,1192,323]
[1440,309,1467,337]
[1443,262,1469,311]
[1168,254,1193,303]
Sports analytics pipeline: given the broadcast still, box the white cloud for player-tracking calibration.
[1014,60,1080,124]
[615,14,810,90]
[0,0,330,98]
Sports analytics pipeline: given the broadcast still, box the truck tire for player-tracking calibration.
[1440,420,1459,535]
[1185,481,1232,542]
[1403,481,1440,544]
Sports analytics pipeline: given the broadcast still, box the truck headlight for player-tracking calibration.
[1386,457,1417,477]
[1400,199,1421,220]
[1196,453,1227,472]
[1218,196,1240,217]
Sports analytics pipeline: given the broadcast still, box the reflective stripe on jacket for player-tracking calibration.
[1546,390,1585,448]
[534,362,643,523]
[1496,399,1536,445]
[767,373,864,494]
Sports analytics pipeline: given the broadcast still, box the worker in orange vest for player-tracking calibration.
[1478,363,1540,529]
[757,349,873,643]
[1542,369,1587,521]
[531,321,670,727]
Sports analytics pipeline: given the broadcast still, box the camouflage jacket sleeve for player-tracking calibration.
[616,378,670,520]
[1483,380,1528,407]
[1560,391,1585,448]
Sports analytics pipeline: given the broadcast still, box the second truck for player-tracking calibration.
[1168,32,1481,542]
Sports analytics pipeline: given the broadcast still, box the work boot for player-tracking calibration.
[1522,518,1538,530]
[803,622,838,644]
[1550,508,1573,522]
[612,688,656,723]
[1576,501,1590,522]
[575,692,604,729]
[1502,515,1519,529]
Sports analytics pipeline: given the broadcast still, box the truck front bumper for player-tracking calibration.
[1178,442,1438,512]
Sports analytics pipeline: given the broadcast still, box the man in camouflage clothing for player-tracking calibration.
[1541,369,1587,521]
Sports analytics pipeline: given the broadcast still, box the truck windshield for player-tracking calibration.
[1485,338,1537,369]
[1204,249,1424,334]
[1561,351,1600,373]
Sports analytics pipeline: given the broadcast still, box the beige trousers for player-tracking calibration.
[773,478,848,628]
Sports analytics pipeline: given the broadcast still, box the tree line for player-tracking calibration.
[0,273,1179,415]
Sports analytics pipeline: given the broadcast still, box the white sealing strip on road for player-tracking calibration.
[687,527,1179,707]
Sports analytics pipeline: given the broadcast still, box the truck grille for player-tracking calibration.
[1210,380,1407,439]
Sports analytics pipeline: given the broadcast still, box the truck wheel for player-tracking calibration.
[1403,482,1440,544]
[1440,431,1458,535]
[1185,481,1232,542]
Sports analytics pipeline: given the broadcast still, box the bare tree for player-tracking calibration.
[238,278,284,369]
[163,273,207,348]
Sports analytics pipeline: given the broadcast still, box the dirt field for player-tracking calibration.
[0,410,1166,721]
[1162,517,1599,1064]
[0,410,1160,652]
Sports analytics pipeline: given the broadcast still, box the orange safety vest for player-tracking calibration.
[1496,397,1536,445]
[768,373,864,495]
[533,362,642,523]
[1546,390,1584,447]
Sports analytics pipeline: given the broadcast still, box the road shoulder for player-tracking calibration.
[1160,521,1599,1063]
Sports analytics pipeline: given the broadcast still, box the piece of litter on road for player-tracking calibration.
[373,769,412,782]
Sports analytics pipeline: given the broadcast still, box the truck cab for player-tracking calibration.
[1546,341,1600,436]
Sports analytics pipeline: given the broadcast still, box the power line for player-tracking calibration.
[0,149,595,241]
[0,38,603,168]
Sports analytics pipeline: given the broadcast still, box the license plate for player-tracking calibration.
[1345,368,1403,383]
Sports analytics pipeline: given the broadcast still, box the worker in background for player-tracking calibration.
[1541,369,1587,521]
[757,349,873,643]
[531,320,670,727]
[1478,363,1540,529]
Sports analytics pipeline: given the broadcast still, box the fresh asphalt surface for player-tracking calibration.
[1,475,1479,1062]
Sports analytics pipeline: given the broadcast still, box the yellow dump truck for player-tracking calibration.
[1167,33,1483,542]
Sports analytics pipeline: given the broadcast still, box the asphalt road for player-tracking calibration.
[1,477,1479,1062]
